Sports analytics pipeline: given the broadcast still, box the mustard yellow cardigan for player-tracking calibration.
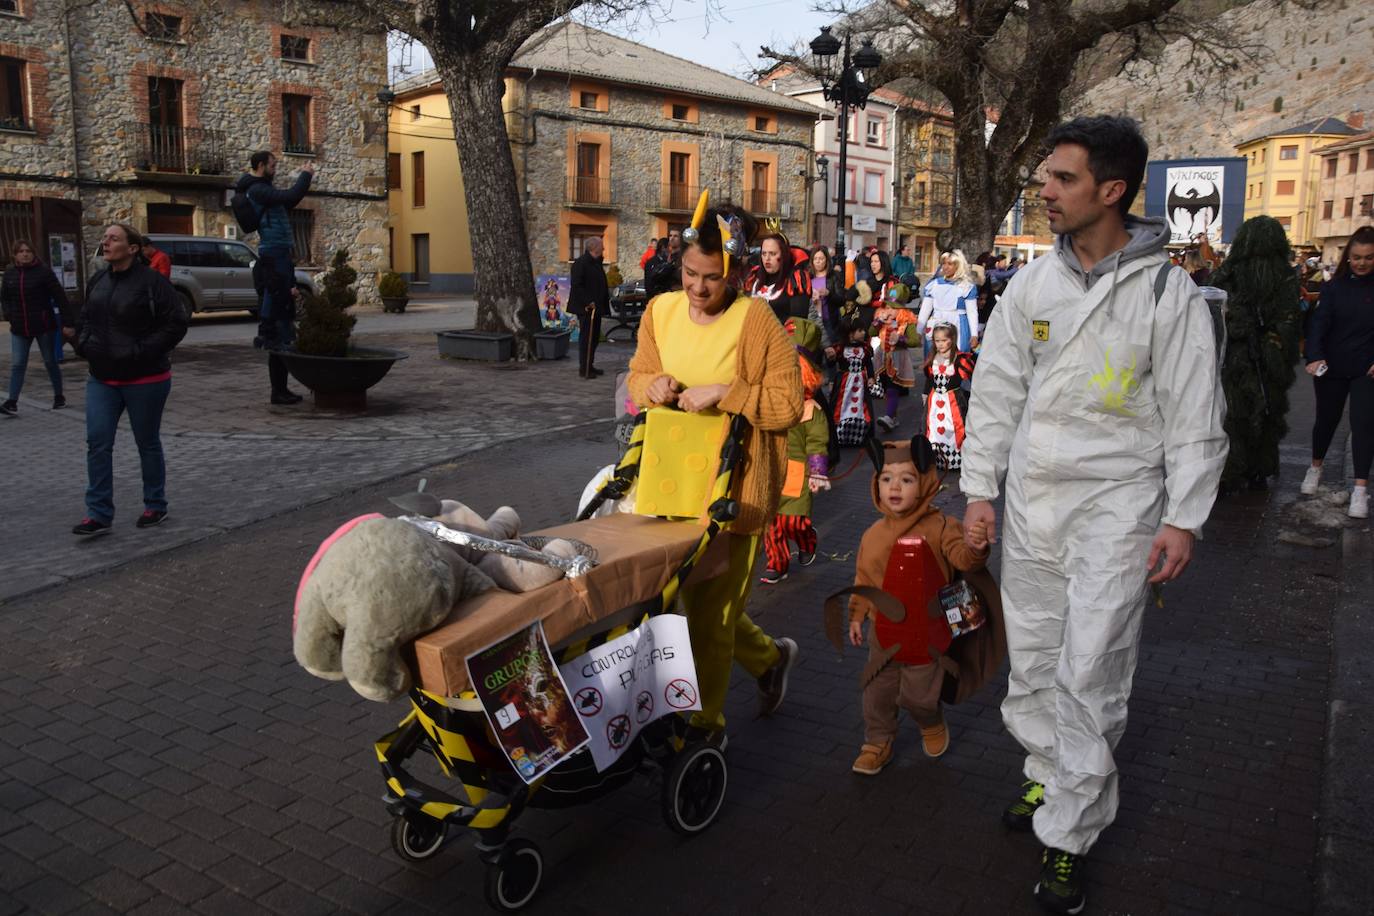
[627,292,803,535]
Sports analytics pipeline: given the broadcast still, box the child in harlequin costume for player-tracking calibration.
[761,317,832,585]
[842,437,996,775]
[830,315,884,446]
[923,323,977,471]
[870,283,920,431]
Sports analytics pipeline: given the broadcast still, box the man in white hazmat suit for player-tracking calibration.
[960,116,1227,915]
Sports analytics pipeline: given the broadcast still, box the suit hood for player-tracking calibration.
[1055,215,1169,289]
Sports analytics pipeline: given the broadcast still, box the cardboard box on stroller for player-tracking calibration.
[412,514,730,695]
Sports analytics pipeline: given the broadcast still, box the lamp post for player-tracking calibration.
[816,154,829,247]
[810,25,881,259]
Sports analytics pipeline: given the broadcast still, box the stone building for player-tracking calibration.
[1312,129,1374,263]
[0,0,388,302]
[386,23,821,285]
[507,22,822,277]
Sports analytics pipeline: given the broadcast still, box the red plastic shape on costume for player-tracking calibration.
[874,535,950,665]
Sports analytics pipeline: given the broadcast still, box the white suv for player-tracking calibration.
[147,235,317,318]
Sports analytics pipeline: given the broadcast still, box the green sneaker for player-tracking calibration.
[1003,779,1045,831]
[1034,847,1086,914]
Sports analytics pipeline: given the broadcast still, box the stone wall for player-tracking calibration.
[0,0,80,215]
[514,74,818,277]
[1080,0,1374,160]
[1,0,388,302]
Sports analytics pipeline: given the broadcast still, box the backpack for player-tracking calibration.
[230,184,263,234]
[1153,263,1227,363]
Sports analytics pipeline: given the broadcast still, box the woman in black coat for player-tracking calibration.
[1,239,69,414]
[1302,225,1374,519]
[66,224,188,537]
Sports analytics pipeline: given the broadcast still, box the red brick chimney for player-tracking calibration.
[1347,110,1365,130]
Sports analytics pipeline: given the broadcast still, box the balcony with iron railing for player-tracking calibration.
[565,175,614,208]
[747,189,779,216]
[653,182,701,213]
[128,121,230,177]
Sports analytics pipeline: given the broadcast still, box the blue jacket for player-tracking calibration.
[234,170,312,253]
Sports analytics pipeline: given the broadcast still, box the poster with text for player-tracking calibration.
[465,622,589,784]
[559,614,700,771]
[47,237,65,289]
[1165,165,1225,246]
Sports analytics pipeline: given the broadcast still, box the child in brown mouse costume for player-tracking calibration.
[848,436,992,774]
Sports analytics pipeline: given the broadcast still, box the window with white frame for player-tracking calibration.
[866,116,884,146]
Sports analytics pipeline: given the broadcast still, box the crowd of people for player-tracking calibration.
[617,114,1373,916]
[3,109,1371,916]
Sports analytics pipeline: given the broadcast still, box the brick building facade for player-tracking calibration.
[0,0,387,303]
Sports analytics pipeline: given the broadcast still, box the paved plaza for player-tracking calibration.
[0,317,1370,914]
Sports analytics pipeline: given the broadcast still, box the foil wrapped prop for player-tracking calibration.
[401,517,598,579]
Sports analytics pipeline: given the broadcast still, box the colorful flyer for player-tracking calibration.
[465,622,590,784]
[559,614,700,772]
[938,579,986,638]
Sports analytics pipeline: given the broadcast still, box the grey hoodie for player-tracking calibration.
[1055,215,1170,291]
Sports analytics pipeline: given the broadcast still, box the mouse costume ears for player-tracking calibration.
[865,435,938,474]
[680,189,746,274]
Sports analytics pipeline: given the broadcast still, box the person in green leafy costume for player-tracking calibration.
[1212,216,1302,491]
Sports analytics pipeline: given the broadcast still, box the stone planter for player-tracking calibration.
[534,329,572,360]
[280,346,408,411]
[437,330,514,362]
[381,296,409,313]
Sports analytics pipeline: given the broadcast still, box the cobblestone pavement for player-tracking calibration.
[0,369,1361,915]
[0,331,632,602]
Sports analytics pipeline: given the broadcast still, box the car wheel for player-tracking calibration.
[177,290,195,317]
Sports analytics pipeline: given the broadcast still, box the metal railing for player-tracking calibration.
[748,189,778,215]
[128,122,229,175]
[566,175,612,207]
[659,182,700,211]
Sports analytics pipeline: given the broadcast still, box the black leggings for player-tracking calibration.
[1312,373,1374,480]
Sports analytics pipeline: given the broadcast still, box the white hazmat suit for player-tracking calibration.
[960,216,1227,855]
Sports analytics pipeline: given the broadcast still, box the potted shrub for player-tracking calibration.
[282,248,408,410]
[378,271,410,313]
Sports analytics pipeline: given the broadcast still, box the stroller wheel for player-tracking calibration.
[661,742,728,836]
[484,838,544,912]
[390,814,447,862]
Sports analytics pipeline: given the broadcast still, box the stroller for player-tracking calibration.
[376,411,748,911]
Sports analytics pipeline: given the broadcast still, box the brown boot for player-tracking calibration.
[920,711,950,758]
[851,740,893,775]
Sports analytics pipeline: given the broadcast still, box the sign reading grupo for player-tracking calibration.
[465,622,589,784]
[559,614,700,771]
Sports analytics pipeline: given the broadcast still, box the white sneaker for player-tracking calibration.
[1300,466,1322,496]
[1350,488,1369,519]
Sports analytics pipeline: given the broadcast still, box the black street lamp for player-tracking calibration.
[815,154,830,246]
[810,25,881,257]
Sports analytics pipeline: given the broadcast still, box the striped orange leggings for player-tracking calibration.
[764,514,817,573]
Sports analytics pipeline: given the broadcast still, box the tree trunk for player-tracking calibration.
[439,62,543,360]
[947,113,1007,257]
